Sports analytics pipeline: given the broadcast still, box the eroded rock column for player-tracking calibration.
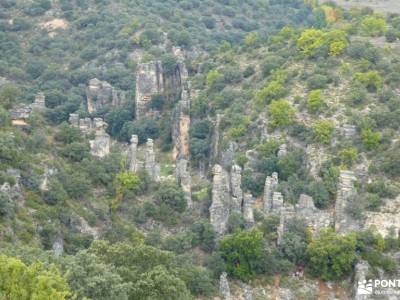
[145,139,160,181]
[210,164,231,236]
[230,164,243,213]
[263,172,279,212]
[128,135,139,173]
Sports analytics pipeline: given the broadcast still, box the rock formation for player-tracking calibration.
[127,135,139,173]
[31,92,46,110]
[263,172,279,212]
[175,159,192,207]
[243,193,255,226]
[230,164,243,213]
[90,130,110,158]
[172,86,192,206]
[52,237,64,257]
[210,164,231,235]
[210,164,254,235]
[145,139,160,181]
[334,170,359,234]
[69,114,108,134]
[219,272,231,300]
[86,78,125,114]
[135,60,187,119]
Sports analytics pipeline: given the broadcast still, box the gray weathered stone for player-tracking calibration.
[243,193,255,226]
[69,114,108,134]
[52,237,64,257]
[86,78,125,114]
[219,272,231,300]
[210,164,231,236]
[135,60,185,119]
[335,170,359,234]
[230,164,243,213]
[263,172,279,212]
[90,130,110,158]
[128,135,139,173]
[145,139,160,181]
[175,159,192,208]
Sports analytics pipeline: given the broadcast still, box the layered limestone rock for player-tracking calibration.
[172,87,192,206]
[127,135,139,173]
[210,164,254,235]
[69,114,108,134]
[272,192,333,244]
[210,164,231,236]
[90,130,110,158]
[145,139,160,181]
[306,145,328,178]
[263,172,279,212]
[210,114,222,166]
[135,61,186,119]
[335,170,358,234]
[86,78,125,114]
[219,272,231,300]
[230,164,243,213]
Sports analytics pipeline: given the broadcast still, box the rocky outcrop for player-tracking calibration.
[263,172,279,212]
[31,92,46,110]
[135,60,187,119]
[145,139,160,181]
[230,164,243,213]
[243,193,255,226]
[0,169,21,199]
[86,78,125,114]
[306,145,328,178]
[364,196,400,238]
[90,130,110,158]
[211,114,223,165]
[210,164,231,235]
[219,272,231,300]
[335,170,359,234]
[69,114,108,134]
[175,159,192,207]
[127,135,139,173]
[52,237,64,257]
[172,86,192,206]
[210,164,254,235]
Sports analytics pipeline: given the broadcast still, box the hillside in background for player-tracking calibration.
[1,0,400,299]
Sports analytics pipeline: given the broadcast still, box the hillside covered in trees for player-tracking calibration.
[1,0,400,299]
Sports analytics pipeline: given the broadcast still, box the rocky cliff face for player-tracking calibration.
[210,164,254,235]
[89,130,110,158]
[210,164,231,236]
[135,61,187,119]
[263,172,279,212]
[172,86,192,206]
[86,78,125,114]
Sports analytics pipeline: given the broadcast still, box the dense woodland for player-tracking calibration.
[1,0,400,299]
